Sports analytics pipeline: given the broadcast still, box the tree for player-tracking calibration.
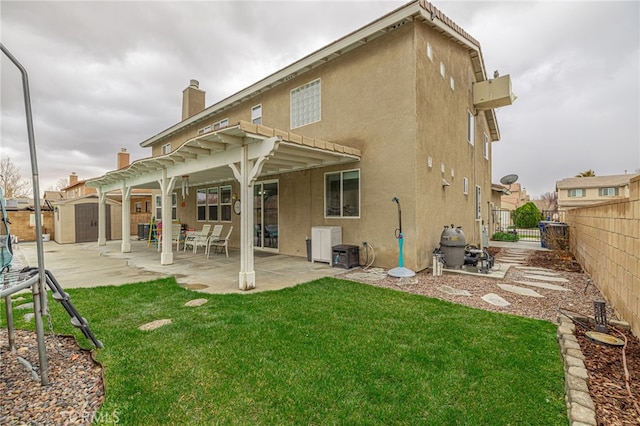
[575,169,596,177]
[0,155,31,197]
[512,202,542,228]
[538,192,558,212]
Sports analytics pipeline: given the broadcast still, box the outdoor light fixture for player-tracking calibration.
[181,175,190,199]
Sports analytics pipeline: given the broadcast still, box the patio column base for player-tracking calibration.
[239,271,255,291]
[121,241,131,253]
[161,252,174,265]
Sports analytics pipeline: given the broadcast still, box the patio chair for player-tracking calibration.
[207,226,233,258]
[203,225,223,254]
[183,224,212,253]
[157,223,183,252]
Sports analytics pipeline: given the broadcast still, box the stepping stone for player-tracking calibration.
[345,272,385,282]
[482,293,510,307]
[517,266,554,272]
[523,274,568,283]
[513,280,571,292]
[23,313,35,322]
[185,298,208,307]
[15,303,34,310]
[396,277,418,286]
[497,284,544,298]
[519,270,559,277]
[438,285,472,296]
[139,319,172,331]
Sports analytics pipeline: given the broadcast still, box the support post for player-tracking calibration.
[121,185,132,253]
[158,169,176,265]
[97,190,107,246]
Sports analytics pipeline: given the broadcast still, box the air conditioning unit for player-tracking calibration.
[473,74,517,110]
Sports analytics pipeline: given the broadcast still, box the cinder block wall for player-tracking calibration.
[567,176,640,337]
[6,211,55,242]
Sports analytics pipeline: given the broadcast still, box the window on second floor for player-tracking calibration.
[162,143,171,155]
[568,189,585,198]
[197,125,212,135]
[291,79,321,129]
[213,119,229,130]
[483,133,489,159]
[467,111,475,145]
[251,105,262,125]
[599,187,618,196]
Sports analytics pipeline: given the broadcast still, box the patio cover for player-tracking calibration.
[86,120,360,290]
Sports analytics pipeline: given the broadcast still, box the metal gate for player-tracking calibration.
[491,209,566,243]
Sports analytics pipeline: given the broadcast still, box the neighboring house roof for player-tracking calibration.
[140,0,499,148]
[556,173,640,190]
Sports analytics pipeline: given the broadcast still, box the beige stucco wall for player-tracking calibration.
[147,20,497,271]
[566,176,640,337]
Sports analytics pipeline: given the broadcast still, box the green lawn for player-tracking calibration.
[5,278,567,425]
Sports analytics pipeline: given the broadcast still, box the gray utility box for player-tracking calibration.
[332,245,360,269]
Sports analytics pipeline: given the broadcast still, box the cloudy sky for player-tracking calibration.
[1,0,638,198]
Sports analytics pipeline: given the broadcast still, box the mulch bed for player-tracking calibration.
[529,250,640,425]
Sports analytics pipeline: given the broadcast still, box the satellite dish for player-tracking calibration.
[500,174,519,185]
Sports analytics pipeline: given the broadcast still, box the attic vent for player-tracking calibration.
[389,20,407,30]
[284,74,294,81]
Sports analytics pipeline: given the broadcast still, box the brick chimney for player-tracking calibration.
[69,172,78,186]
[117,148,130,170]
[182,79,205,120]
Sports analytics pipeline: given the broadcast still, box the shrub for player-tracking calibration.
[491,231,519,242]
[513,202,543,229]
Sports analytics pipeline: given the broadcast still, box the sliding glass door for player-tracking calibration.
[254,180,278,250]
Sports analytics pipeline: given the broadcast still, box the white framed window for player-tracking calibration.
[599,187,618,196]
[208,187,219,221]
[427,156,433,168]
[483,133,489,159]
[197,187,220,221]
[162,143,171,155]
[291,79,321,129]
[197,125,212,135]
[450,76,455,90]
[220,185,232,222]
[450,168,455,178]
[213,119,229,130]
[251,105,262,125]
[196,189,207,221]
[467,110,475,145]
[440,62,445,78]
[475,185,482,220]
[441,163,446,174]
[155,193,177,221]
[426,43,433,61]
[325,169,360,218]
[568,189,585,198]
[463,177,469,195]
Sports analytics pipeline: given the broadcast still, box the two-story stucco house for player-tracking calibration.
[556,173,640,210]
[87,0,515,290]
